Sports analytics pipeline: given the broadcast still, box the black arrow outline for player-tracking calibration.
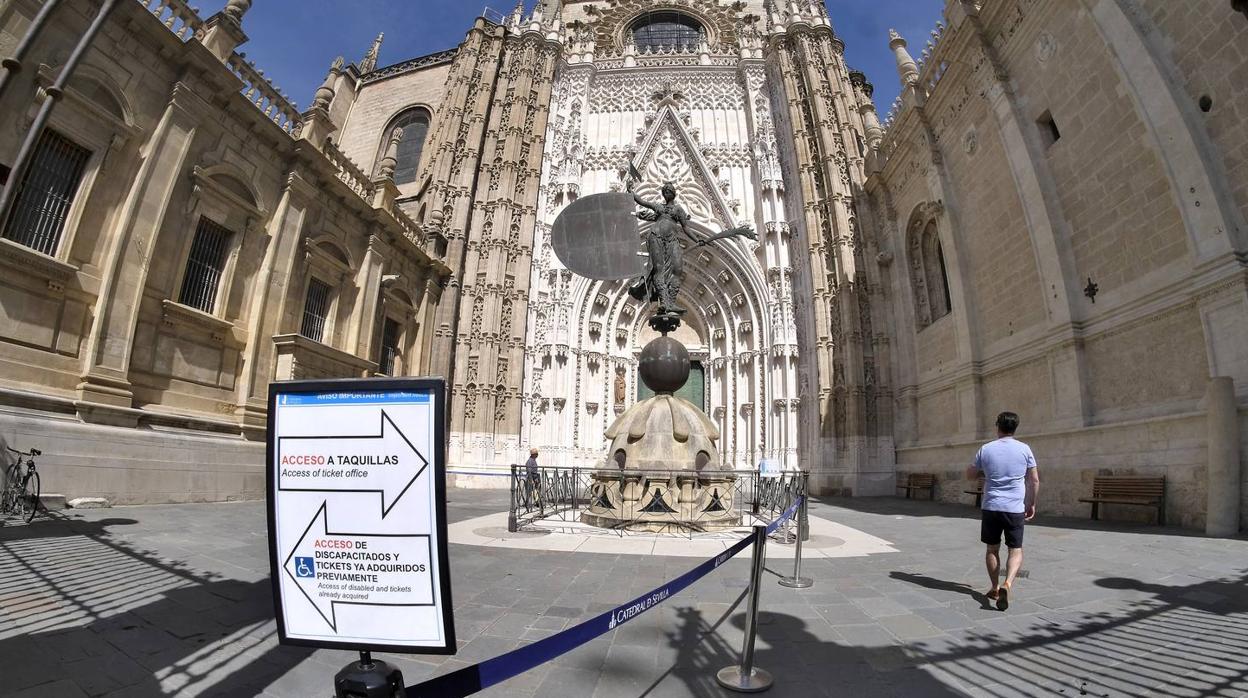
[277,409,428,518]
[283,500,434,632]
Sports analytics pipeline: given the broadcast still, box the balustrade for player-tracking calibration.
[226,53,302,136]
[138,0,202,41]
[323,141,376,200]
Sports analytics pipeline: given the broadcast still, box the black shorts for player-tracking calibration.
[981,510,1025,549]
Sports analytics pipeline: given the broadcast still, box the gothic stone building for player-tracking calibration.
[0,0,1245,531]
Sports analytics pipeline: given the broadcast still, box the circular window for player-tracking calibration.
[631,11,703,52]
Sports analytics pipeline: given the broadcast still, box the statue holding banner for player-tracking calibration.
[626,174,756,333]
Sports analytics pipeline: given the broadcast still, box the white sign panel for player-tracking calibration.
[267,378,454,654]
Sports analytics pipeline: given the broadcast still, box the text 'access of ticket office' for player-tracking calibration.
[265,377,455,654]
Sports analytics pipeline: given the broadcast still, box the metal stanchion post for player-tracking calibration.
[799,472,809,542]
[334,650,405,697]
[507,465,518,533]
[716,525,773,693]
[778,495,812,589]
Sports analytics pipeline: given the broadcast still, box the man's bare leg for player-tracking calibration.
[985,544,1001,596]
[1003,546,1024,588]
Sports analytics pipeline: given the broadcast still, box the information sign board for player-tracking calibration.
[266,377,454,654]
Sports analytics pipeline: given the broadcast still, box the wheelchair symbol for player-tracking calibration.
[295,557,315,578]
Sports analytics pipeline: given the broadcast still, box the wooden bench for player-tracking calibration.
[897,473,935,500]
[1078,476,1166,525]
[964,476,985,507]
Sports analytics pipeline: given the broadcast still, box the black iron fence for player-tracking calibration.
[507,465,808,536]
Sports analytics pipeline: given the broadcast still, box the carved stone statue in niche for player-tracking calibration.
[614,369,627,405]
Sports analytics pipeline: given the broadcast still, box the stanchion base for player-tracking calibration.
[715,665,774,693]
[334,658,404,698]
[778,576,813,589]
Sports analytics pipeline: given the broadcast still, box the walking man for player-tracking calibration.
[524,447,541,508]
[965,411,1039,611]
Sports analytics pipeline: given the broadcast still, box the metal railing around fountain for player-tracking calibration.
[507,465,808,535]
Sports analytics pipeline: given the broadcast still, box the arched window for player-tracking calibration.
[907,213,953,329]
[921,222,952,320]
[381,108,430,186]
[631,11,702,52]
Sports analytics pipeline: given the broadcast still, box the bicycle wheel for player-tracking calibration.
[19,471,39,523]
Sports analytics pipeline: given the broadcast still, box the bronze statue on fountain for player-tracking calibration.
[551,166,756,531]
[627,178,756,334]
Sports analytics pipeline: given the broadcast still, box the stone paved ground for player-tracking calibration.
[2,492,1247,697]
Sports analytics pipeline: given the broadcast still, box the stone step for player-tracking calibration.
[38,494,67,511]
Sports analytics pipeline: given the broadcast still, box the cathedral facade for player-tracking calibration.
[335,0,868,489]
[1,0,1245,530]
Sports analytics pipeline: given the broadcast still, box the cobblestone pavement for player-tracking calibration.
[2,491,1247,697]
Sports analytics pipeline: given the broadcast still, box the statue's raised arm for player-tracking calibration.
[632,191,663,213]
[694,224,757,246]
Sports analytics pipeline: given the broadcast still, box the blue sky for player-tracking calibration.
[201,0,943,117]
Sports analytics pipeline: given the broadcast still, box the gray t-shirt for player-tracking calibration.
[974,437,1036,514]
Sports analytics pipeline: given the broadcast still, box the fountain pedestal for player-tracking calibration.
[582,335,741,532]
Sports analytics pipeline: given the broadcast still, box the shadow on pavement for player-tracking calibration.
[642,569,1248,697]
[903,571,1248,696]
[645,605,963,697]
[889,571,995,611]
[0,515,311,696]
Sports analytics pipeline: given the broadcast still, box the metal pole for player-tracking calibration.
[0,0,120,229]
[778,495,812,589]
[799,472,809,542]
[716,525,773,693]
[507,464,518,533]
[0,0,66,104]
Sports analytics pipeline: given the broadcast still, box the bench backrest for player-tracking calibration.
[901,473,935,487]
[1091,476,1165,498]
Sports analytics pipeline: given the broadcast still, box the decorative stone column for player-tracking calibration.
[234,172,317,437]
[1206,376,1242,536]
[77,83,206,423]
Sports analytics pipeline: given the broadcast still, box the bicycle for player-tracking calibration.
[2,447,41,523]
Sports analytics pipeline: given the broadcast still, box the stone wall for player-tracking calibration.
[337,61,453,194]
[898,410,1209,528]
[1138,0,1248,224]
[1083,305,1210,416]
[871,0,1248,530]
[0,405,264,505]
[0,0,448,504]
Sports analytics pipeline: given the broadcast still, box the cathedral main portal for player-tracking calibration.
[513,4,803,474]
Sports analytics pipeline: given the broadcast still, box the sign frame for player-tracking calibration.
[265,376,455,655]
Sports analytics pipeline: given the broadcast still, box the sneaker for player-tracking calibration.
[996,584,1010,611]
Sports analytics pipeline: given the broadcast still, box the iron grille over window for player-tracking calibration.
[178,217,231,313]
[301,278,332,342]
[388,110,430,186]
[2,129,91,256]
[631,11,702,51]
[379,317,401,375]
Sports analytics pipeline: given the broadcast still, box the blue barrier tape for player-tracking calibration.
[407,497,804,697]
[766,496,803,536]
